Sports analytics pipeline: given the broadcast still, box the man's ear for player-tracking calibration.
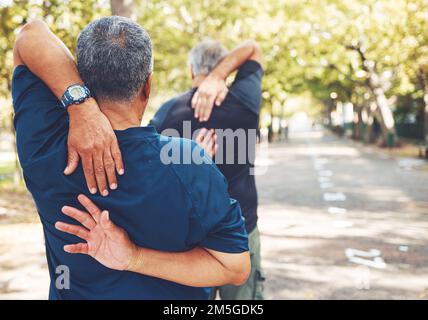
[141,73,152,101]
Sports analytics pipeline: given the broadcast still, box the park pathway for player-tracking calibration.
[259,130,428,299]
[1,129,428,299]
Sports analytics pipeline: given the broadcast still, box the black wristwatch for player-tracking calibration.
[60,84,91,109]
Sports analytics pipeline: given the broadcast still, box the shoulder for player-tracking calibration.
[228,60,264,114]
[150,97,177,131]
[234,60,264,81]
[151,89,195,131]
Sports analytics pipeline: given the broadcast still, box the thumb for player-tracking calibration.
[64,148,79,175]
[100,211,116,234]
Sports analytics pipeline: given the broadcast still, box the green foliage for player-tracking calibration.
[1,0,427,127]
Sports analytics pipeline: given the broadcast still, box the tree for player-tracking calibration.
[110,0,135,19]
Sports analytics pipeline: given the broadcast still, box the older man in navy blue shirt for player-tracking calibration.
[151,40,264,300]
[12,17,249,300]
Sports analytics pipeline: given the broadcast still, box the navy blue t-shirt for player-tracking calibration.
[12,65,248,300]
[151,60,263,233]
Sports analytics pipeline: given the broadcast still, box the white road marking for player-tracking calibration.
[324,192,346,201]
[345,248,386,269]
[328,207,348,214]
[314,158,329,165]
[333,220,353,228]
[320,182,334,189]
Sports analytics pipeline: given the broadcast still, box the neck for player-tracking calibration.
[99,100,143,130]
[192,75,208,88]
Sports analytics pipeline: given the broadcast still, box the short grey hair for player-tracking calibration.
[188,40,228,76]
[77,16,152,102]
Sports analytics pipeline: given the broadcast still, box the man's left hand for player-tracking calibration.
[195,128,218,158]
[55,194,136,271]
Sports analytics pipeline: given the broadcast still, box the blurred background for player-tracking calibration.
[0,0,428,299]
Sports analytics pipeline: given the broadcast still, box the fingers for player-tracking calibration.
[55,221,90,241]
[191,92,199,110]
[61,205,96,230]
[193,91,216,122]
[215,88,228,106]
[81,154,97,195]
[111,140,124,176]
[197,95,207,120]
[196,128,217,157]
[203,129,214,149]
[212,139,219,156]
[64,243,89,254]
[77,194,102,223]
[103,151,117,191]
[82,141,122,196]
[207,129,218,157]
[201,96,216,121]
[195,128,207,144]
[194,94,204,120]
[64,147,79,175]
[93,152,108,197]
[212,131,218,156]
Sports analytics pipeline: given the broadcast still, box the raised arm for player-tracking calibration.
[55,195,250,287]
[192,40,263,121]
[13,20,123,196]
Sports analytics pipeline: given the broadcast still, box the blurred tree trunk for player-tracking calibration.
[353,104,363,140]
[364,101,377,144]
[417,69,428,157]
[347,44,397,146]
[423,77,428,157]
[110,0,135,19]
[424,89,428,154]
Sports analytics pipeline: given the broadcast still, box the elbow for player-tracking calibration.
[21,19,47,33]
[244,39,263,66]
[17,19,47,40]
[226,252,251,286]
[14,19,48,57]
[244,39,261,53]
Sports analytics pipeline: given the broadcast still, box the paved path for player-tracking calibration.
[259,130,428,299]
[1,129,428,299]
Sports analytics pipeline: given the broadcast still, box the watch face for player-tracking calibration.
[69,86,85,99]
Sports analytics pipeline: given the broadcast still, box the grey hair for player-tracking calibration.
[188,40,228,76]
[77,16,152,102]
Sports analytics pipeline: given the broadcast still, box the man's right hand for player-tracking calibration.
[191,74,228,122]
[66,98,124,196]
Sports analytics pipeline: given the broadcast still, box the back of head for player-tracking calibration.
[188,40,228,76]
[77,16,152,103]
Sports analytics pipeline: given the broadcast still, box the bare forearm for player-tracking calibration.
[14,20,82,99]
[210,40,262,80]
[127,247,246,287]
